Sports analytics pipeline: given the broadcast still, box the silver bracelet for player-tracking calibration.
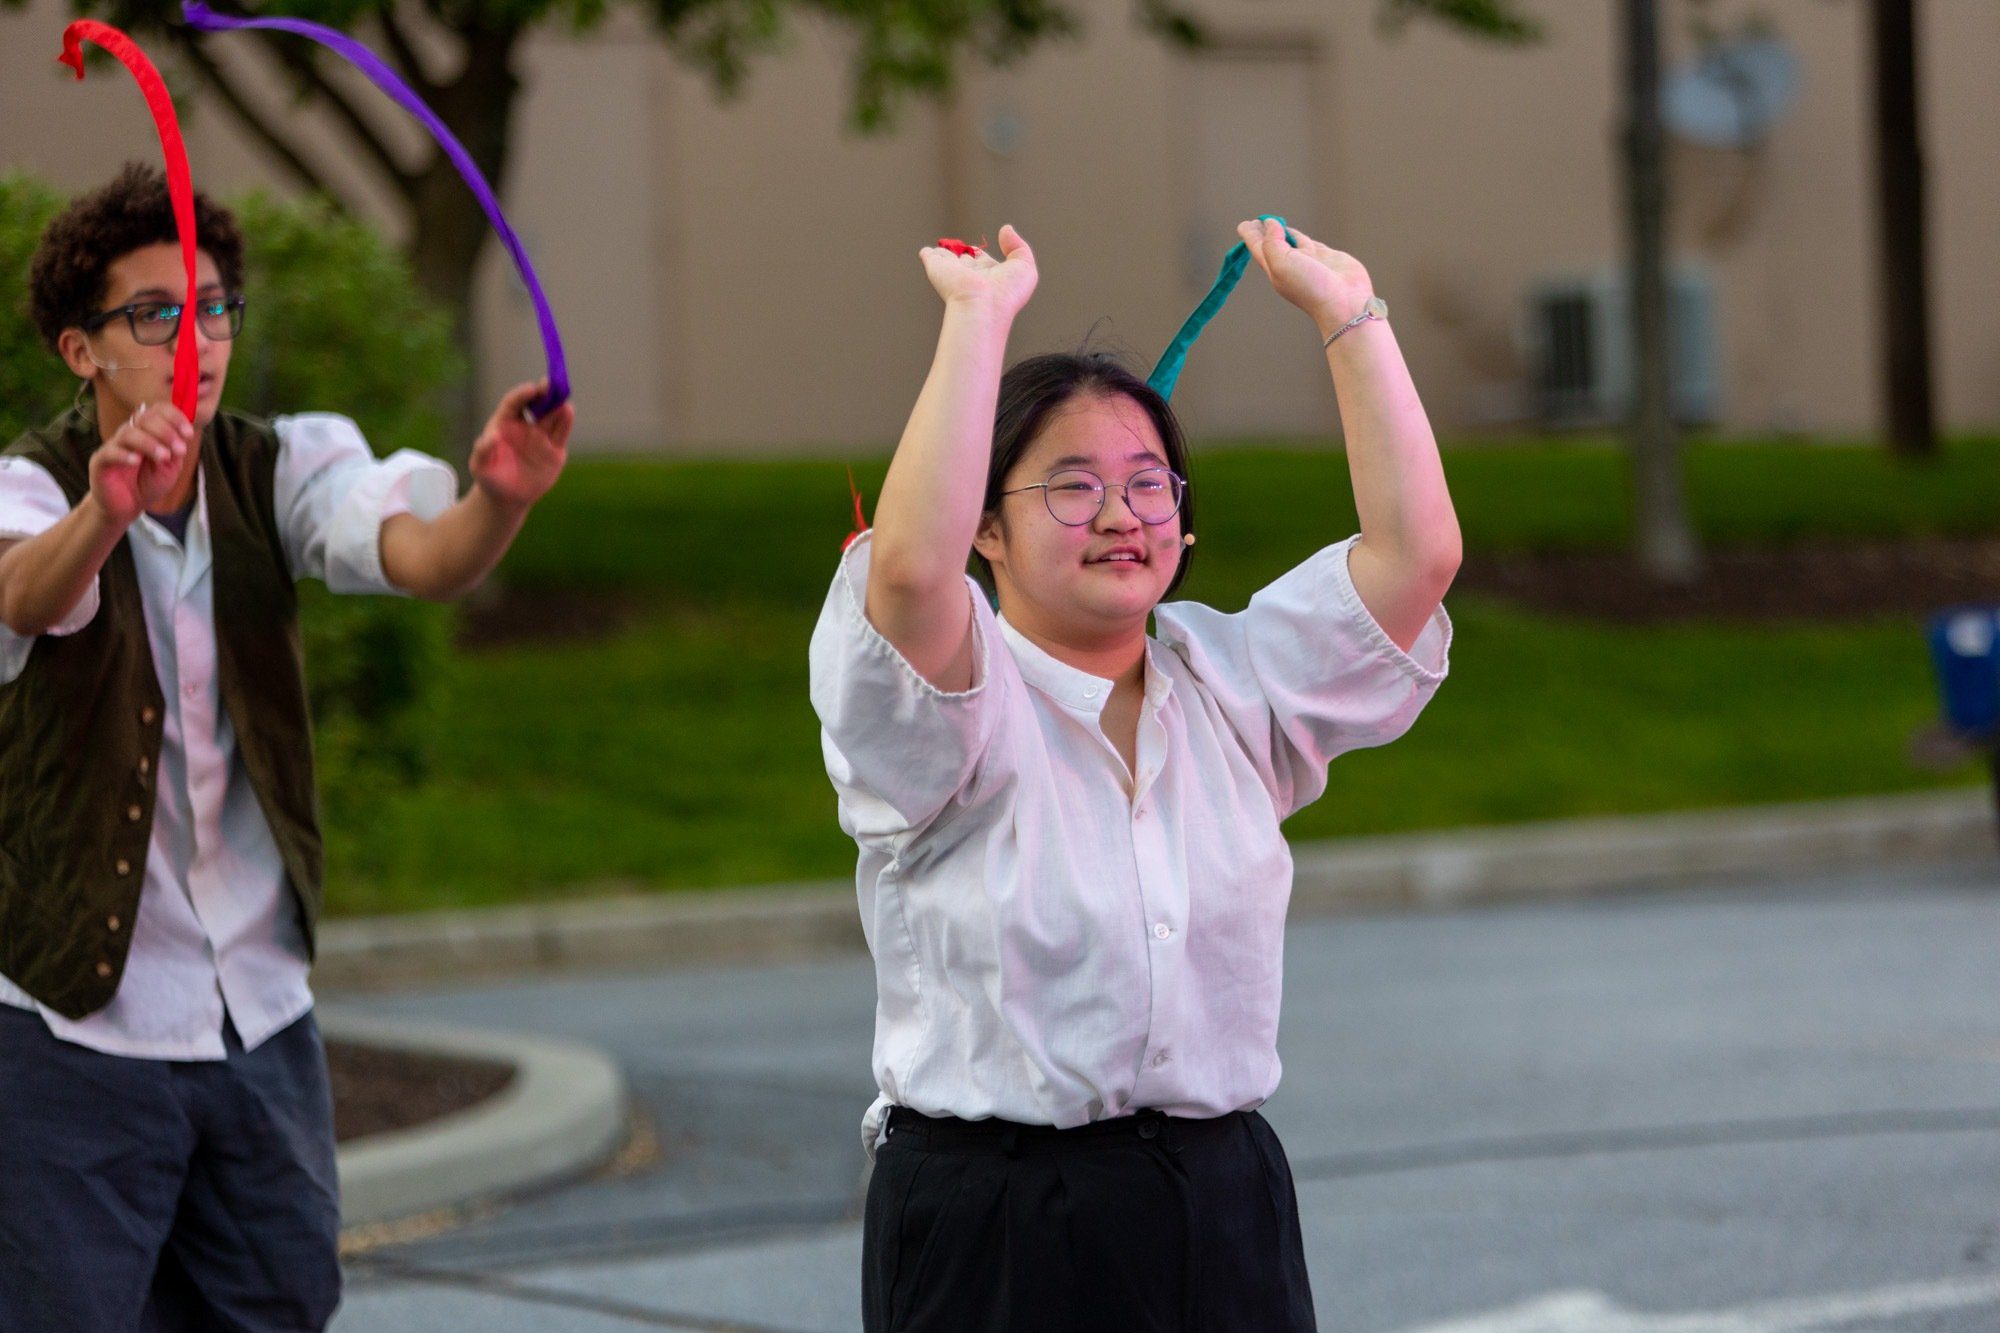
[1323,296,1389,349]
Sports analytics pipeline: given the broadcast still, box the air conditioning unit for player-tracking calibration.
[1528,267,1721,427]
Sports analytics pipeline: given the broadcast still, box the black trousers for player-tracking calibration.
[863,1106,1317,1333]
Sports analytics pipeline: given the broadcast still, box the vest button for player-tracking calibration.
[138,756,150,777]
[141,707,156,726]
[106,915,121,933]
[126,805,143,823]
[115,858,132,876]
[95,961,112,979]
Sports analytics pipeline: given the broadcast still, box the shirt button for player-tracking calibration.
[182,683,197,698]
[1153,1051,1171,1067]
[95,961,113,979]
[126,805,143,823]
[1153,923,1172,940]
[106,915,121,933]
[115,858,132,876]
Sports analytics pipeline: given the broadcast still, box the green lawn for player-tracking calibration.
[320,437,2000,916]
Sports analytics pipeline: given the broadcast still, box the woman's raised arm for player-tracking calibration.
[1239,218,1461,652]
[865,225,1037,690]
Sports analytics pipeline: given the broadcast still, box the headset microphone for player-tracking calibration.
[84,345,137,375]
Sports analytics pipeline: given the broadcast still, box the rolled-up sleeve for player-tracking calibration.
[272,413,457,594]
[808,532,1005,849]
[1156,535,1450,816]
[0,457,98,685]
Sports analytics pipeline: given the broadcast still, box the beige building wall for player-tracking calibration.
[3,0,1996,452]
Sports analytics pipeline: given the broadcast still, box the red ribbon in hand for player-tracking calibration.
[937,238,983,258]
[58,22,201,422]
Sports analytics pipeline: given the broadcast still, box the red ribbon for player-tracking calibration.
[937,238,983,258]
[58,22,200,422]
[843,466,870,553]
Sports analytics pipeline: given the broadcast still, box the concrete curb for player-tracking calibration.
[317,881,864,991]
[321,1008,627,1228]
[1288,786,1995,913]
[316,788,1995,992]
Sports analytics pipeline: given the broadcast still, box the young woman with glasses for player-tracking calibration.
[810,219,1460,1332]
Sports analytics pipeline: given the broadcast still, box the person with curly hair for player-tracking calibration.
[0,162,575,1333]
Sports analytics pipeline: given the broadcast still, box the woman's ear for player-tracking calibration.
[972,509,1006,567]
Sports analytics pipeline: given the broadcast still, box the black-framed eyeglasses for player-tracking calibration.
[79,296,246,347]
[1001,467,1186,527]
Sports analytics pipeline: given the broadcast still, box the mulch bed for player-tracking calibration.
[328,1040,515,1144]
[455,584,642,650]
[453,539,2000,651]
[1455,537,2000,622]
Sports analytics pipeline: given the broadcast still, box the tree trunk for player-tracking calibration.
[403,23,524,465]
[1870,0,1937,461]
[1621,0,1701,585]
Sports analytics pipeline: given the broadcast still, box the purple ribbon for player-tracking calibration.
[183,1,569,418]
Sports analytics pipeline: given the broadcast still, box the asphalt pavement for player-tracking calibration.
[327,858,2000,1332]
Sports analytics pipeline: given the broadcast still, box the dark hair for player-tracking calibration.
[977,349,1197,597]
[29,162,245,353]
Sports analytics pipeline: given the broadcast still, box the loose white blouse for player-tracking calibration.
[810,531,1451,1155]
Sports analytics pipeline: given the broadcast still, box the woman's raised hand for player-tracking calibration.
[919,224,1037,318]
[1237,218,1376,340]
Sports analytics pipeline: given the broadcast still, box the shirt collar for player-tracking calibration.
[996,615,1175,715]
[132,471,212,585]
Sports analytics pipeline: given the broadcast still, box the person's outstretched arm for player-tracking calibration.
[379,381,573,601]
[1239,218,1461,651]
[0,402,191,636]
[866,225,1038,690]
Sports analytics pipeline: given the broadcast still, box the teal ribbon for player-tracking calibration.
[1148,214,1298,401]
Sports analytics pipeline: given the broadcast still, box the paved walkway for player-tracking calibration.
[330,860,2000,1331]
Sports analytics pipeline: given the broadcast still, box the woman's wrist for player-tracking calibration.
[942,290,1023,326]
[1309,290,1377,343]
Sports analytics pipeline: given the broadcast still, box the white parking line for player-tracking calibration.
[1392,1275,2000,1333]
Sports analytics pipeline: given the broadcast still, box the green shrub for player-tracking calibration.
[0,174,74,440]
[0,174,464,823]
[225,191,461,458]
[300,582,454,833]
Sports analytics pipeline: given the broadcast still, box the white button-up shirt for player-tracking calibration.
[811,532,1451,1155]
[0,413,455,1060]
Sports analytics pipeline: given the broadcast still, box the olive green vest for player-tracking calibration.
[0,408,322,1020]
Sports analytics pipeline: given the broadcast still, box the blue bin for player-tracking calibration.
[1928,606,2000,741]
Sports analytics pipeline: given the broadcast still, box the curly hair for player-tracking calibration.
[28,162,244,353]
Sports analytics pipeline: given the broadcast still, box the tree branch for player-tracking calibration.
[260,35,419,195]
[376,2,440,98]
[174,34,348,208]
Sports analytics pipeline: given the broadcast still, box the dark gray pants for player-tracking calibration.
[863,1106,1318,1333]
[0,1005,342,1333]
